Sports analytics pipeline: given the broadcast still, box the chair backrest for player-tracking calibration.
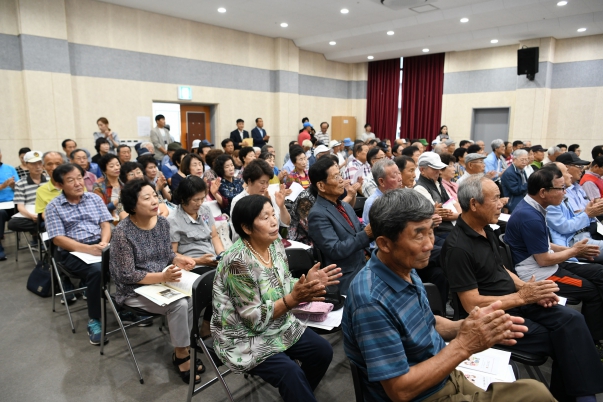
[285,248,315,278]
[451,292,468,320]
[191,270,217,345]
[498,234,517,274]
[349,360,365,402]
[101,246,111,294]
[353,197,367,218]
[424,283,445,317]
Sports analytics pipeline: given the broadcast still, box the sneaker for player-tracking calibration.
[60,293,77,304]
[119,311,153,327]
[81,290,87,300]
[0,244,6,261]
[87,319,107,345]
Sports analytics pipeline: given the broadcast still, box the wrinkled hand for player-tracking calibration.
[517,276,559,306]
[364,224,373,239]
[431,213,442,227]
[278,170,288,182]
[455,301,527,356]
[306,263,342,287]
[274,184,286,207]
[572,238,600,259]
[195,253,219,268]
[210,177,221,195]
[2,177,15,189]
[486,171,497,179]
[500,197,509,206]
[163,265,182,282]
[87,244,105,256]
[585,200,603,218]
[434,202,451,218]
[291,274,326,303]
[156,174,167,191]
[356,176,364,186]
[173,254,196,271]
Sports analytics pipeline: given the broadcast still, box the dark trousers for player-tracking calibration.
[59,250,102,320]
[553,262,603,341]
[7,217,37,234]
[0,208,9,239]
[249,328,333,402]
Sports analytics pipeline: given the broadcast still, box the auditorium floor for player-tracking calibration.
[1,233,602,402]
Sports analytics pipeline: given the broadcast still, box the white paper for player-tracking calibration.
[489,224,500,231]
[596,221,603,236]
[70,251,102,264]
[11,204,35,219]
[306,307,344,331]
[162,267,200,297]
[350,167,365,185]
[205,200,222,218]
[456,348,514,391]
[137,116,151,138]
[134,284,187,306]
[498,213,511,222]
[41,232,49,242]
[0,201,14,210]
[557,296,567,306]
[287,240,311,250]
[268,184,280,197]
[286,182,304,202]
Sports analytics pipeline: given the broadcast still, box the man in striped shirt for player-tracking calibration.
[343,189,553,402]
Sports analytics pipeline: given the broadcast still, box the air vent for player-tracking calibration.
[410,4,439,13]
[375,0,438,11]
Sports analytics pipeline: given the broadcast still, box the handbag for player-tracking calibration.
[292,302,333,322]
[27,257,52,297]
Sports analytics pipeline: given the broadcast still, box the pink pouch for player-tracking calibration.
[292,302,333,322]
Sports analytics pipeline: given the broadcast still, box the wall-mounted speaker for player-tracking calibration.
[517,47,539,81]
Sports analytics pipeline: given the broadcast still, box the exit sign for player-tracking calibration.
[178,86,192,100]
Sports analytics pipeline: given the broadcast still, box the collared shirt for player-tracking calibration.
[315,132,329,144]
[546,197,590,250]
[83,171,97,193]
[484,152,505,181]
[581,171,602,201]
[35,180,62,214]
[361,175,377,198]
[218,177,244,215]
[167,204,216,259]
[88,162,102,178]
[45,192,113,245]
[0,163,19,202]
[342,252,447,402]
[362,187,382,225]
[347,158,371,183]
[14,174,47,206]
[524,164,534,178]
[566,183,590,216]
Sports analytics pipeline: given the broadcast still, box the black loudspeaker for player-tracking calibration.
[517,47,539,80]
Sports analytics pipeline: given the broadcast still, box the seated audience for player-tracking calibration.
[210,154,244,215]
[285,147,310,189]
[212,195,341,402]
[259,152,286,185]
[137,141,155,158]
[0,148,19,259]
[466,143,482,155]
[501,149,529,213]
[70,149,98,192]
[362,159,402,226]
[117,162,169,219]
[439,153,458,200]
[282,143,302,173]
[308,157,372,294]
[8,151,46,241]
[580,156,603,200]
[484,139,507,186]
[161,142,182,181]
[287,188,316,245]
[61,139,77,163]
[512,140,524,151]
[232,149,242,169]
[46,164,114,345]
[530,145,546,171]
[452,147,467,182]
[544,146,562,164]
[138,154,171,202]
[116,144,131,165]
[93,154,122,219]
[343,189,553,402]
[506,168,603,343]
[109,179,201,383]
[592,145,603,160]
[569,143,581,156]
[503,141,513,167]
[35,151,64,219]
[92,137,111,164]
[201,149,223,182]
[15,147,31,180]
[456,152,490,185]
[441,174,603,401]
[221,138,235,157]
[361,147,386,198]
[198,140,214,171]
[347,143,371,184]
[168,148,189,193]
[394,155,417,189]
[236,146,256,179]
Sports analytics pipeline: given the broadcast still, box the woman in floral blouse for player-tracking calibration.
[211,195,341,402]
[209,154,244,215]
[285,147,310,189]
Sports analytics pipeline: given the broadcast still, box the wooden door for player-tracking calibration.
[180,105,211,150]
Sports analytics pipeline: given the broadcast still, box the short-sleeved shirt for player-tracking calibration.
[35,180,62,214]
[0,163,20,202]
[505,196,558,281]
[441,217,516,311]
[342,252,447,402]
[167,204,216,259]
[45,192,113,245]
[14,174,47,206]
[218,177,244,215]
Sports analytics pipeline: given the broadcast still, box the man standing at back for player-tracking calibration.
[149,114,173,166]
[251,117,269,148]
[229,119,249,150]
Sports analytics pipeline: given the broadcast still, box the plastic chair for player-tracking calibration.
[188,270,235,402]
[424,283,446,317]
[99,247,160,384]
[353,197,367,218]
[349,360,365,402]
[285,247,315,278]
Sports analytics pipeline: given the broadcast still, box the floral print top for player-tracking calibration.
[287,189,316,246]
[211,239,305,373]
[218,177,244,215]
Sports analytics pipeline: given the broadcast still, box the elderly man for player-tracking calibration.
[530,145,546,171]
[362,159,401,226]
[580,156,603,201]
[484,139,507,183]
[70,149,97,192]
[307,157,372,294]
[442,174,603,401]
[432,143,448,155]
[476,140,486,153]
[347,143,371,185]
[161,142,182,181]
[543,146,562,165]
[343,189,554,402]
[524,140,532,148]
[444,139,456,154]
[315,122,330,144]
[45,164,114,345]
[61,139,77,163]
[411,140,425,154]
[501,149,529,213]
[456,153,491,185]
[116,144,131,165]
[361,147,386,198]
[506,168,603,346]
[35,151,64,220]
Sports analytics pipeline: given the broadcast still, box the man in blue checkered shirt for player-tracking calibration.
[342,189,554,402]
[45,164,113,345]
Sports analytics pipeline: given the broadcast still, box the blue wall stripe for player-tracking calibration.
[0,34,22,71]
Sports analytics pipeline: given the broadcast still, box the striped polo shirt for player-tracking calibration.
[343,252,447,402]
[13,174,47,206]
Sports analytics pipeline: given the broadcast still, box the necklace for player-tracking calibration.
[244,240,272,266]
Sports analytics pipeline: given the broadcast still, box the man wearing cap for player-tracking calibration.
[229,119,249,150]
[298,122,312,146]
[8,151,47,245]
[501,149,530,213]
[316,122,330,144]
[329,140,345,167]
[546,160,603,262]
[581,156,603,201]
[309,144,330,169]
[161,142,182,180]
[530,145,546,171]
[251,117,269,148]
[444,139,456,154]
[198,140,214,171]
[149,114,173,165]
[456,153,491,185]
[341,138,354,161]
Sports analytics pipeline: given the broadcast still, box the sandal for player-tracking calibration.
[172,353,201,384]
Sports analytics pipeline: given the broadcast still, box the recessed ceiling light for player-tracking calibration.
[217,7,226,13]
[577,27,587,32]
[340,8,349,14]
[557,1,568,6]
[280,22,288,28]
[422,48,429,53]
[329,41,336,45]
[491,39,499,43]
[367,55,374,60]
[387,31,394,35]
[460,17,469,23]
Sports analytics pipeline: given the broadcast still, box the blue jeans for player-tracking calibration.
[248,328,333,402]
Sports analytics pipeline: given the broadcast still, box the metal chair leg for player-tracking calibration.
[100,293,107,356]
[187,347,197,402]
[51,259,76,333]
[533,366,549,387]
[199,339,235,402]
[107,296,144,384]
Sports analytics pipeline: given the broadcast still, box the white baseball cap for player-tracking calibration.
[418,152,448,169]
[314,145,330,157]
[24,150,43,163]
[329,140,341,149]
[191,139,201,149]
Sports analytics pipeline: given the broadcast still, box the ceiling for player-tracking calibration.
[96,0,603,63]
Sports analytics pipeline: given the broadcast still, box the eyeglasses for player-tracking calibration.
[546,186,566,192]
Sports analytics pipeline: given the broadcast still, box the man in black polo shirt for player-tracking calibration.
[442,174,603,402]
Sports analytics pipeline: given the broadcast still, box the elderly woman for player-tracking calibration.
[110,179,201,384]
[209,154,244,215]
[212,195,341,401]
[138,154,172,202]
[117,162,169,220]
[168,149,190,193]
[202,149,224,183]
[93,153,122,218]
[440,153,458,200]
[453,147,468,182]
[260,151,287,185]
[236,146,256,179]
[286,147,310,189]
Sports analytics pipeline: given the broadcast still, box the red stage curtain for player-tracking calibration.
[365,58,400,143]
[400,53,445,145]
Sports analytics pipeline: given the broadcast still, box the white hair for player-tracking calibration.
[547,146,561,155]
[513,149,528,158]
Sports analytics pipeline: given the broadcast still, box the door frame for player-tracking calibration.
[470,107,511,142]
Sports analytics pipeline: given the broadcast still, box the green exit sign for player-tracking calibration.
[178,86,192,100]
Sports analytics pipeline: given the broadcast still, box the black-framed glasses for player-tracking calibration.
[546,186,566,192]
